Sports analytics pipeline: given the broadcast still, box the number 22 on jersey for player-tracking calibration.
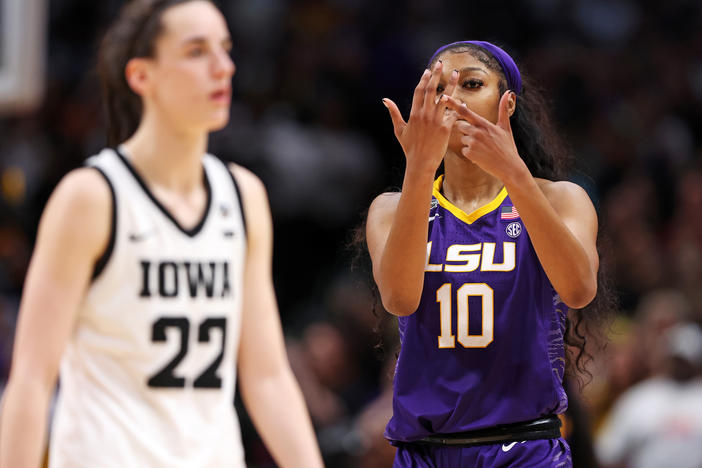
[437,283,494,348]
[147,316,227,389]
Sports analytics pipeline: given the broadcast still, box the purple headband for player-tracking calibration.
[428,40,522,95]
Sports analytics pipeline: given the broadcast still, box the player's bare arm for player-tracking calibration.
[368,61,459,317]
[230,164,324,468]
[501,175,598,309]
[0,169,112,468]
[537,180,598,304]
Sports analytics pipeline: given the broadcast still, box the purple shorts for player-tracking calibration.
[392,438,572,468]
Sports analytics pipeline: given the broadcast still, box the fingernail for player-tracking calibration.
[423,69,430,76]
[435,61,442,69]
[381,98,389,108]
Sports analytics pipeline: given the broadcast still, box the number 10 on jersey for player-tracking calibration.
[437,283,494,348]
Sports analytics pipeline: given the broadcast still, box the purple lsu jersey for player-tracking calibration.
[385,175,569,443]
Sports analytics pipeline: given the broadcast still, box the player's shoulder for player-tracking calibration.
[536,178,589,198]
[535,178,593,209]
[368,191,401,216]
[37,167,113,255]
[226,163,271,234]
[367,191,402,230]
[227,162,267,200]
[51,167,113,214]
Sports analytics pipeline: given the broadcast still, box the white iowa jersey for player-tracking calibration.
[50,148,247,467]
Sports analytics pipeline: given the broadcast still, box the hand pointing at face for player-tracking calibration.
[444,90,529,185]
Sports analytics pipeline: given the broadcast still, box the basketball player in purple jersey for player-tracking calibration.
[366,41,599,466]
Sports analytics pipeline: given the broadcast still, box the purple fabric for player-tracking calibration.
[392,438,572,467]
[428,41,522,94]
[385,184,568,443]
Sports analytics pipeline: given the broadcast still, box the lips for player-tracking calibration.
[210,87,231,104]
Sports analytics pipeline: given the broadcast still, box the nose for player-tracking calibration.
[212,50,235,79]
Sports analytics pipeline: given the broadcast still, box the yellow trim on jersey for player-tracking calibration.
[432,175,508,225]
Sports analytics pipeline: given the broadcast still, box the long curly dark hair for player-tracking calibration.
[354,42,616,384]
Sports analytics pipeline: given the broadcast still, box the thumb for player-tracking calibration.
[382,98,406,140]
[497,91,513,132]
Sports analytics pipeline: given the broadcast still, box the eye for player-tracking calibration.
[462,79,483,89]
[187,47,205,58]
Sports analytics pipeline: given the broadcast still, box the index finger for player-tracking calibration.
[442,95,491,127]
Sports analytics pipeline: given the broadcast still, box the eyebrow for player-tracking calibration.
[180,35,233,48]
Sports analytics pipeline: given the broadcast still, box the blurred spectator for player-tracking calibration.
[596,322,702,468]
[351,356,397,468]
[670,167,702,318]
[633,290,691,377]
[586,289,691,432]
[603,175,668,311]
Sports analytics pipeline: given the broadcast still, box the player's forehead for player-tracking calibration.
[157,1,230,49]
[435,51,490,75]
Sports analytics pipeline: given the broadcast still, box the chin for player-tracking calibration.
[447,131,464,156]
[206,113,231,132]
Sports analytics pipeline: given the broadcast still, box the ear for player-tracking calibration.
[125,57,151,97]
[507,91,517,118]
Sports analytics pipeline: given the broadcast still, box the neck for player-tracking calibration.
[121,110,208,193]
[441,152,504,206]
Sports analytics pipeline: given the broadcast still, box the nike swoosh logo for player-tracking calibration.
[501,442,517,452]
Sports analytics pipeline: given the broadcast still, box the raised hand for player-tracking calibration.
[382,61,459,174]
[444,91,529,185]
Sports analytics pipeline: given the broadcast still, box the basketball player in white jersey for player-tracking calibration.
[0,1,324,467]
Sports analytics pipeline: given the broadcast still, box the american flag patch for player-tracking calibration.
[500,206,519,220]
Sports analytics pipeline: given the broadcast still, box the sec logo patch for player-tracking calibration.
[506,222,522,238]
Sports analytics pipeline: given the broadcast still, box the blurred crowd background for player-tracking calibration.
[1,0,702,467]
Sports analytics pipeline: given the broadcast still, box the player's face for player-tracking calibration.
[433,51,505,157]
[145,1,235,133]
